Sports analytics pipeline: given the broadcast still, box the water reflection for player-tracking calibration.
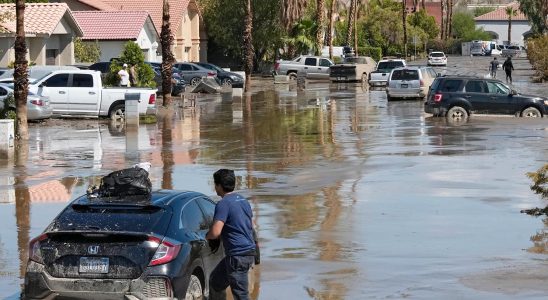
[14,141,30,292]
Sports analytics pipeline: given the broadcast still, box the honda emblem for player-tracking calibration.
[87,245,100,255]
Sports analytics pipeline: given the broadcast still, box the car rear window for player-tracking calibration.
[377,61,404,71]
[439,79,462,92]
[430,52,445,57]
[391,69,419,80]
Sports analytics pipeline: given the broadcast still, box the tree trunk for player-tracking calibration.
[508,16,512,43]
[243,0,254,92]
[421,0,425,11]
[315,0,325,56]
[353,0,358,56]
[346,0,356,46]
[327,0,335,60]
[402,0,407,58]
[445,0,450,39]
[440,0,445,39]
[14,0,28,140]
[160,0,174,107]
[448,0,453,38]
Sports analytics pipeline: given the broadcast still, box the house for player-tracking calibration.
[73,11,160,62]
[0,3,83,67]
[405,0,443,26]
[474,2,531,46]
[52,0,207,62]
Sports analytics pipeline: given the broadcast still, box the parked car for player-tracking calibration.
[152,67,186,96]
[88,61,111,74]
[427,51,447,66]
[274,55,333,80]
[329,56,376,83]
[425,76,548,120]
[0,83,52,120]
[23,189,224,299]
[194,62,244,87]
[368,58,406,86]
[502,45,523,57]
[29,70,157,120]
[386,66,438,100]
[173,62,217,86]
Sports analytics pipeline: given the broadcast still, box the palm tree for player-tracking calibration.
[315,0,325,56]
[14,0,28,140]
[284,19,316,55]
[243,0,253,92]
[505,5,518,43]
[327,0,336,59]
[160,0,174,106]
[282,0,308,31]
[346,0,356,46]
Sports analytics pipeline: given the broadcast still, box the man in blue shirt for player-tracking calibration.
[206,169,256,300]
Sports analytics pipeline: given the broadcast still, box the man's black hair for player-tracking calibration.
[213,169,235,192]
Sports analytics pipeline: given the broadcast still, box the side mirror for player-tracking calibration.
[511,89,518,96]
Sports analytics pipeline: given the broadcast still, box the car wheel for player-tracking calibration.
[109,104,125,121]
[190,77,201,86]
[222,78,233,86]
[361,73,367,85]
[185,274,203,300]
[446,106,468,121]
[288,72,297,80]
[521,107,541,118]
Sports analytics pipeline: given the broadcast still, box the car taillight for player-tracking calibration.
[207,72,216,76]
[30,99,44,106]
[434,93,443,102]
[148,94,156,105]
[29,233,48,264]
[420,80,425,87]
[148,236,181,266]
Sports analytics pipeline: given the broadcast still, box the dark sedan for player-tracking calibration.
[194,62,244,88]
[173,62,217,86]
[24,190,224,300]
[153,67,186,96]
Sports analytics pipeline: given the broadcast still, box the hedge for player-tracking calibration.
[357,46,382,61]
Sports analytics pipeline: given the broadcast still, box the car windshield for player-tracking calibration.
[430,52,445,57]
[377,61,404,71]
[391,69,419,80]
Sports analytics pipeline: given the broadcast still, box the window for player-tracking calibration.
[391,69,419,80]
[177,64,192,71]
[465,80,486,93]
[319,59,332,67]
[440,80,462,92]
[43,74,69,87]
[427,68,437,78]
[430,52,445,58]
[197,197,216,227]
[377,61,404,71]
[72,74,93,87]
[180,199,206,231]
[0,87,8,96]
[486,81,510,95]
[304,58,317,66]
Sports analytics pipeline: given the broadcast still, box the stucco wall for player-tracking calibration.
[476,21,531,46]
[97,41,124,61]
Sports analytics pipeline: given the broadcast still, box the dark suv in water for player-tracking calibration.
[24,190,224,299]
[425,76,548,120]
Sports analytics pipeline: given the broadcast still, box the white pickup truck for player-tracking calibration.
[28,70,157,119]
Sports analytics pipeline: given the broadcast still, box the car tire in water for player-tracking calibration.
[222,78,232,86]
[109,104,125,121]
[361,73,367,85]
[185,274,203,300]
[446,106,468,121]
[190,77,201,86]
[521,107,541,118]
[288,72,297,80]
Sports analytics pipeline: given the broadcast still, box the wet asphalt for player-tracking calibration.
[0,55,547,299]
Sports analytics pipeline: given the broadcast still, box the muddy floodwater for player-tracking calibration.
[0,56,547,299]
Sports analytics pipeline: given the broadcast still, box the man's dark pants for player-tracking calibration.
[209,255,254,300]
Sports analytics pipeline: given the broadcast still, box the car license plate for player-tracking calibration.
[79,257,109,274]
[401,84,408,88]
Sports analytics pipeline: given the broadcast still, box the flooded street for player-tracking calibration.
[1,56,547,299]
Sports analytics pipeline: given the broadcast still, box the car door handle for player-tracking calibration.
[464,96,471,99]
[304,67,308,69]
[89,91,96,95]
[59,91,66,94]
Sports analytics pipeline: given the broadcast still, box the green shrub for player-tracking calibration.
[526,35,548,80]
[0,93,15,119]
[105,42,155,87]
[357,46,382,61]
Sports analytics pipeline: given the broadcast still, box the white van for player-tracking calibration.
[321,46,344,58]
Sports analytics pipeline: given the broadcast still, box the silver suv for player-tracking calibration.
[386,66,438,100]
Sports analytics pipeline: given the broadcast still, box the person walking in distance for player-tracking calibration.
[502,56,514,84]
[118,64,130,87]
[489,57,499,79]
[207,169,256,300]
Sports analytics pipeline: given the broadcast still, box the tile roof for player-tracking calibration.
[75,0,117,11]
[475,2,528,21]
[0,3,82,36]
[73,11,154,40]
[90,0,191,34]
